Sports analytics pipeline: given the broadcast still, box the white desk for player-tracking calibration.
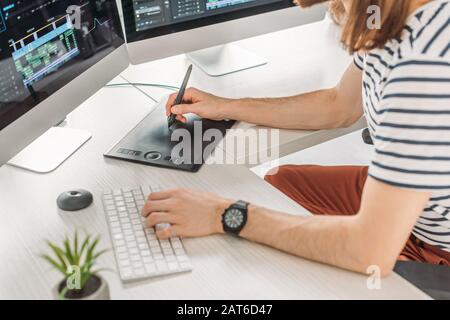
[0,20,428,299]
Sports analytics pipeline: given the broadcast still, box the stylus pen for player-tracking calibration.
[168,64,193,129]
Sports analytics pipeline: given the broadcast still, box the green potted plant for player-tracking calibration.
[41,231,110,300]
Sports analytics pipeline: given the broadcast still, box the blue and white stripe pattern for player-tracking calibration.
[354,0,450,251]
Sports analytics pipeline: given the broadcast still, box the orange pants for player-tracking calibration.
[265,165,450,265]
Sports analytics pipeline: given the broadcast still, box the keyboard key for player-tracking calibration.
[122,223,132,230]
[136,236,146,243]
[118,253,128,260]
[152,246,162,254]
[143,256,153,263]
[160,241,171,249]
[149,240,159,247]
[163,248,174,256]
[165,255,176,262]
[128,208,139,214]
[111,227,122,234]
[168,262,179,271]
[134,268,145,276]
[119,259,131,267]
[156,260,168,272]
[136,200,145,208]
[127,241,137,248]
[130,254,141,262]
[144,264,156,274]
[135,230,145,237]
[171,240,182,249]
[111,221,120,228]
[121,267,133,278]
[107,210,118,217]
[174,248,185,255]
[116,245,127,253]
[154,253,164,260]
[113,234,124,241]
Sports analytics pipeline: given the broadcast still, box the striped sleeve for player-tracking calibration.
[369,55,450,191]
[353,52,365,70]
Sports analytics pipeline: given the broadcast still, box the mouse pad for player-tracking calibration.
[104,103,235,172]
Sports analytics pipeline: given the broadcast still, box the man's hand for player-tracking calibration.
[165,87,233,122]
[141,188,233,239]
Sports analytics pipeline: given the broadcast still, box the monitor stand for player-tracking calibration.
[7,125,91,173]
[187,44,267,77]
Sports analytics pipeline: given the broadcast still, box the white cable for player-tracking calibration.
[118,74,158,103]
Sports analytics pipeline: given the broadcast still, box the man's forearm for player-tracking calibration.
[239,205,372,275]
[221,88,355,130]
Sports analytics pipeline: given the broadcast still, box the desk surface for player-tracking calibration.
[0,20,428,299]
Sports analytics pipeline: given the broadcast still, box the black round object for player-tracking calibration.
[57,189,93,211]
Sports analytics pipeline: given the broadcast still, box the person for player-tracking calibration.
[141,0,450,276]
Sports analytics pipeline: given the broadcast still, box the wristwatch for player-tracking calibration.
[221,200,249,236]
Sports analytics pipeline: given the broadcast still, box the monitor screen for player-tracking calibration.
[122,0,295,42]
[0,0,124,131]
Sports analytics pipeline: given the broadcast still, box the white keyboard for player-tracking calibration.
[102,185,192,282]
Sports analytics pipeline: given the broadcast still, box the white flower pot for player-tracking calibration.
[53,275,110,300]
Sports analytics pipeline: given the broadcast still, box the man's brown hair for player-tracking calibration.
[297,0,414,53]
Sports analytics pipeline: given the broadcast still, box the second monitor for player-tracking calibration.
[122,0,327,75]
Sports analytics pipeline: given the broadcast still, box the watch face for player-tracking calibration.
[224,208,244,230]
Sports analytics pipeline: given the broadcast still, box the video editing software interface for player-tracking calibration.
[130,0,282,32]
[0,0,124,130]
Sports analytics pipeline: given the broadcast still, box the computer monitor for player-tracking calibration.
[0,0,129,171]
[122,0,326,75]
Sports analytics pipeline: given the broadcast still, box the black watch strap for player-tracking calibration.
[234,200,249,210]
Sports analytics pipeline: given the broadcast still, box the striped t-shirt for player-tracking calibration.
[354,0,450,251]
